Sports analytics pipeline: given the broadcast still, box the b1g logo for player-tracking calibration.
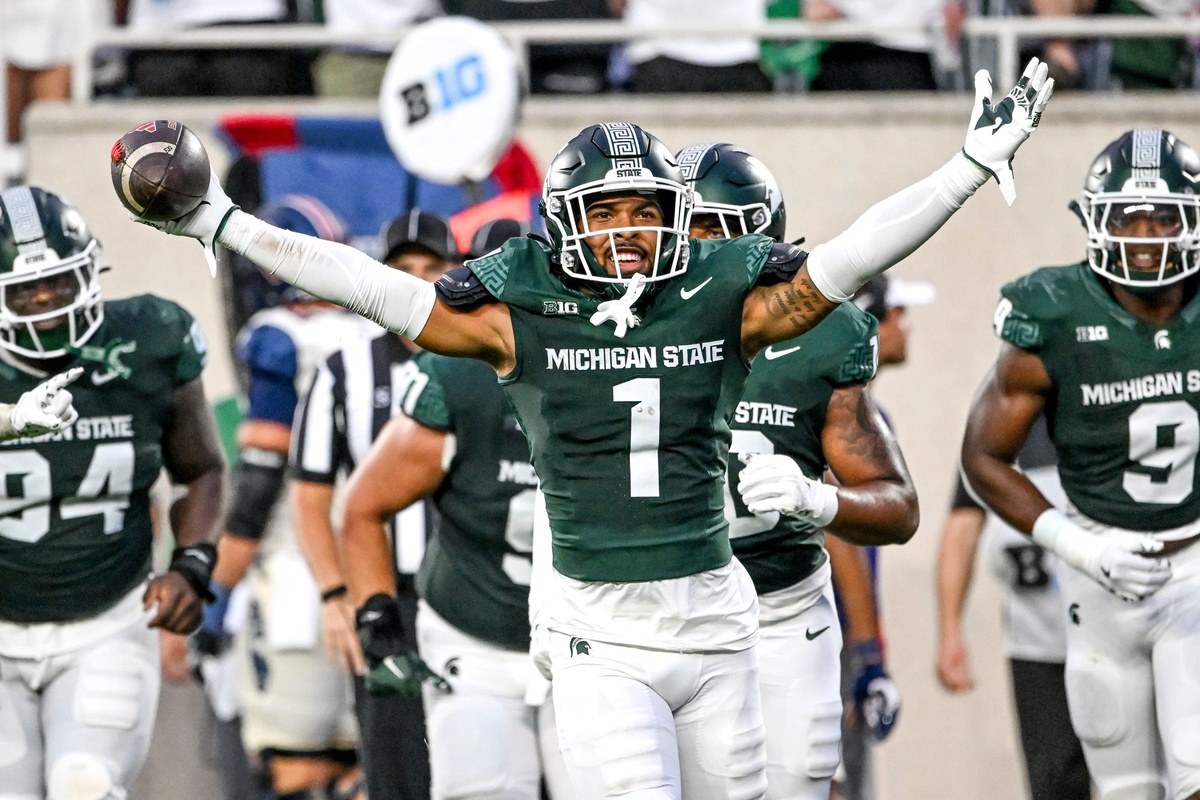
[401,54,488,125]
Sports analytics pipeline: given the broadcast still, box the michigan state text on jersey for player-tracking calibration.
[963,128,1200,800]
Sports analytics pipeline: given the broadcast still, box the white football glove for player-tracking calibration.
[1,367,84,440]
[737,454,839,527]
[133,170,237,277]
[961,57,1054,207]
[1033,510,1171,602]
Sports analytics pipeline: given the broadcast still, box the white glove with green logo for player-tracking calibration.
[1,367,83,440]
[962,58,1055,207]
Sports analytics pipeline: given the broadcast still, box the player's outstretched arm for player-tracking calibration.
[147,377,227,634]
[136,172,514,368]
[0,367,83,441]
[742,60,1053,353]
[962,345,1171,602]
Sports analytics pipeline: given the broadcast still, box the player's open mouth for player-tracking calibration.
[613,246,648,274]
[1126,247,1166,270]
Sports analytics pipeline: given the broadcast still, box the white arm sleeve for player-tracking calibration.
[218,210,437,339]
[806,153,989,303]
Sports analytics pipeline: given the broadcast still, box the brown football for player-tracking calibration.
[110,120,210,222]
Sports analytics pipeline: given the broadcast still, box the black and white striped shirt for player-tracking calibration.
[290,331,428,577]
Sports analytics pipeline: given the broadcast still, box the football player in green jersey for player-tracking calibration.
[339,351,574,800]
[962,129,1200,800]
[138,59,1051,800]
[677,142,916,800]
[0,186,225,800]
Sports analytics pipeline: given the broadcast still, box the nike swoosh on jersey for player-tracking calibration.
[763,345,802,360]
[805,626,830,640]
[90,370,121,386]
[680,277,713,300]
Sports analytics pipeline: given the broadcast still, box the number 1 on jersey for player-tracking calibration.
[613,378,660,498]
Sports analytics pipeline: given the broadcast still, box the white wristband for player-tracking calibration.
[219,210,436,339]
[1031,508,1100,573]
[810,482,840,528]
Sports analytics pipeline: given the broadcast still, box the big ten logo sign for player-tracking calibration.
[401,53,488,125]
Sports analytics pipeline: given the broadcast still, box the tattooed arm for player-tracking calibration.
[821,383,918,546]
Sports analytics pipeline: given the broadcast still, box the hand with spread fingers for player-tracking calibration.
[962,57,1055,206]
[2,367,83,440]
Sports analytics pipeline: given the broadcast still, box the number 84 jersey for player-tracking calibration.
[996,263,1200,533]
[0,295,206,624]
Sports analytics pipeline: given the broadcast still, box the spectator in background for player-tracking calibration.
[1,0,106,185]
[443,0,614,94]
[313,0,440,98]
[125,0,312,96]
[807,0,963,91]
[1103,0,1196,88]
[1026,0,1097,89]
[613,0,774,92]
[936,417,1092,800]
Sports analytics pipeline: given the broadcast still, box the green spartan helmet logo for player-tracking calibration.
[569,637,591,657]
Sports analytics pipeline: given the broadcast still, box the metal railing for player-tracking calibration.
[75,15,1200,101]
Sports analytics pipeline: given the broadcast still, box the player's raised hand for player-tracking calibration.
[133,169,237,278]
[738,454,839,527]
[961,58,1054,207]
[3,366,83,440]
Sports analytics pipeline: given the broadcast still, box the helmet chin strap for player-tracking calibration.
[589,272,647,338]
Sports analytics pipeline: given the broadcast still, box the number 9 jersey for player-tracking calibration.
[995,262,1200,532]
[0,294,207,623]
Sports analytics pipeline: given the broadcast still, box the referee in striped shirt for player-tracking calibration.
[290,208,459,800]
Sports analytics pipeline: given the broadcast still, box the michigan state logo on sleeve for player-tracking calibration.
[993,297,1043,349]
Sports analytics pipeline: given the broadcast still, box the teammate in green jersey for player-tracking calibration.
[962,129,1200,800]
[137,59,1051,800]
[339,351,574,800]
[0,186,225,800]
[677,142,916,800]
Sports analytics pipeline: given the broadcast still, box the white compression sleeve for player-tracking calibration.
[806,152,989,303]
[218,210,437,339]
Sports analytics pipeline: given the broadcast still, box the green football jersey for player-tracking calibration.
[407,351,535,651]
[997,262,1200,530]
[728,304,879,594]
[467,235,774,583]
[0,295,206,623]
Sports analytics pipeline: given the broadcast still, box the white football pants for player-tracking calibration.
[548,629,767,800]
[756,563,843,800]
[1059,532,1200,800]
[418,602,573,800]
[0,586,160,800]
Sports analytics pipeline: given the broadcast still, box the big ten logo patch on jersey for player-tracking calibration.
[542,300,579,316]
[1075,325,1109,343]
[544,340,725,372]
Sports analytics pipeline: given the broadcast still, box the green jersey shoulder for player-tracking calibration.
[730,303,879,594]
[0,294,206,623]
[995,262,1200,531]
